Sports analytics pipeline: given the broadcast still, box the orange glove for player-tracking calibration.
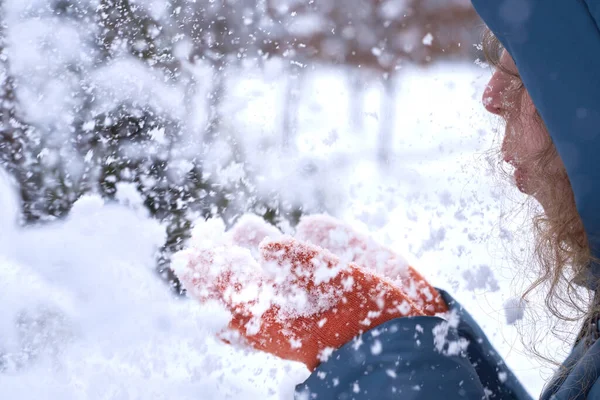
[173,215,448,371]
[295,214,448,315]
[173,234,425,371]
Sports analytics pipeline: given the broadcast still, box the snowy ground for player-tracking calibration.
[0,62,563,398]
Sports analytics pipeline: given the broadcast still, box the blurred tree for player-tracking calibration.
[263,0,480,164]
[0,3,74,222]
[0,0,307,293]
[0,0,480,293]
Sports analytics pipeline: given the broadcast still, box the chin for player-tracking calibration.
[520,178,552,212]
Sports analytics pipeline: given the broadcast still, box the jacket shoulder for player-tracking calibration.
[296,290,533,400]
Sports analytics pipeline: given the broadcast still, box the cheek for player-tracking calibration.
[517,95,549,156]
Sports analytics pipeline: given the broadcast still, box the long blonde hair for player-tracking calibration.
[482,29,596,364]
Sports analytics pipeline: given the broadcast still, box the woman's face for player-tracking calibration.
[482,50,567,207]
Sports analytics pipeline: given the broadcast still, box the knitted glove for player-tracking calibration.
[172,232,422,370]
[224,213,447,314]
[173,215,447,370]
[295,214,448,315]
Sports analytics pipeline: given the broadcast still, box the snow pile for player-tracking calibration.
[0,174,307,400]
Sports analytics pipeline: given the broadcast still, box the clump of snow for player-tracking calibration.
[115,181,145,210]
[296,213,410,279]
[186,215,283,257]
[370,339,383,355]
[172,244,263,306]
[462,265,500,292]
[286,14,328,37]
[432,310,469,356]
[187,217,229,249]
[228,214,283,258]
[260,237,348,319]
[504,297,526,325]
[174,218,349,336]
[317,346,336,363]
[0,258,76,371]
[378,0,409,20]
[295,214,446,314]
[149,127,167,145]
[217,162,247,186]
[416,224,446,256]
[422,33,434,46]
[498,371,508,383]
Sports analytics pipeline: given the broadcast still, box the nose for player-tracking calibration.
[482,73,504,116]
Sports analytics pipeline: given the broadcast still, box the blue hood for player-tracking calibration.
[471,0,600,287]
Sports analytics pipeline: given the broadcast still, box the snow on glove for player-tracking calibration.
[226,213,447,314]
[172,222,424,371]
[227,214,282,257]
[295,214,448,315]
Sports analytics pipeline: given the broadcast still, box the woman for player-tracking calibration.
[174,1,600,399]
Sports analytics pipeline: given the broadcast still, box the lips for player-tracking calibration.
[513,167,527,193]
[502,155,528,192]
[503,154,518,167]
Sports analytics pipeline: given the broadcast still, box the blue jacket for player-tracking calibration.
[296,291,600,399]
[296,291,532,399]
[297,1,600,398]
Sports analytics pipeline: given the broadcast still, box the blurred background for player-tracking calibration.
[2,1,559,398]
[0,0,482,289]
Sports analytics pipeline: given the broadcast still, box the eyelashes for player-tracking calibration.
[508,74,524,91]
[514,80,524,90]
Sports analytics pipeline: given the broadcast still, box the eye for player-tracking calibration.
[509,75,524,91]
[515,81,524,90]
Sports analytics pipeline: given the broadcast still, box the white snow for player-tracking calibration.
[504,297,526,325]
[422,33,434,46]
[462,265,500,292]
[370,339,383,355]
[0,58,565,398]
[0,176,308,399]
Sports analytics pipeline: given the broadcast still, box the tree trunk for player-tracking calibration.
[281,62,302,152]
[377,76,396,166]
[348,68,364,133]
[204,61,225,146]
